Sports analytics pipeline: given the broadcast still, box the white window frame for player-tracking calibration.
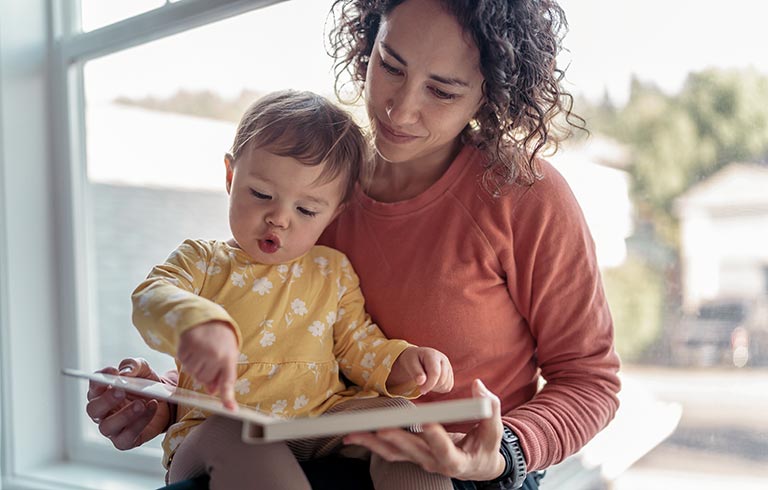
[1,1,288,489]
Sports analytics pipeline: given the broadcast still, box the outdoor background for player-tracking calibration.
[79,1,768,488]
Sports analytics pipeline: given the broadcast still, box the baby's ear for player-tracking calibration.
[224,154,234,193]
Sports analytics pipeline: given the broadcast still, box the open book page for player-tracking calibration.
[63,368,492,442]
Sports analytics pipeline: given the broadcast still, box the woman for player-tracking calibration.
[87,1,621,488]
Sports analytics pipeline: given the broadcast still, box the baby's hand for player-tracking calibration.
[178,321,239,410]
[387,347,454,395]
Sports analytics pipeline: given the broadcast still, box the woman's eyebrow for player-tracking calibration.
[380,41,471,88]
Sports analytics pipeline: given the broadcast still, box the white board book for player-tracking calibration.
[63,368,492,442]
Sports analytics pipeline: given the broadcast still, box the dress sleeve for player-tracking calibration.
[131,239,241,357]
[500,165,622,471]
[329,255,415,397]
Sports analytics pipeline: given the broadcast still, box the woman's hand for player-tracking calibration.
[344,379,507,481]
[85,358,172,450]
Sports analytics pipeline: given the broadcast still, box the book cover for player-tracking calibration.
[63,368,492,441]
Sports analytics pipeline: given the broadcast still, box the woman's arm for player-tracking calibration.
[86,358,177,450]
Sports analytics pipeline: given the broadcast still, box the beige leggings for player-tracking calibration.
[168,397,453,490]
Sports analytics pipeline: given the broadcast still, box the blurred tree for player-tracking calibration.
[584,68,768,248]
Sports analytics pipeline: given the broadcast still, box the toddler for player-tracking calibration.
[132,90,454,489]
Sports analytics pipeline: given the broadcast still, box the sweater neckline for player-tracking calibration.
[354,144,478,217]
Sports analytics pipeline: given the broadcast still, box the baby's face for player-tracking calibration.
[225,147,345,264]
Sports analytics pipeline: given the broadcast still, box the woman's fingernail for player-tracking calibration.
[119,366,133,375]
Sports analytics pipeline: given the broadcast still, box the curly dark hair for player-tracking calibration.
[327,0,584,192]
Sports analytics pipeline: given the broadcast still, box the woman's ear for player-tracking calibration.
[224,153,234,194]
[331,201,347,221]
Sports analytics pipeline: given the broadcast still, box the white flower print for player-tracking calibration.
[271,400,288,415]
[353,324,376,341]
[293,395,309,410]
[284,313,293,326]
[361,352,376,369]
[268,364,279,378]
[308,321,325,338]
[291,299,308,316]
[326,311,337,326]
[252,277,273,296]
[231,272,246,288]
[260,319,274,329]
[337,308,346,320]
[194,260,208,274]
[138,289,156,310]
[341,257,349,268]
[277,264,289,283]
[168,435,185,452]
[163,310,180,328]
[291,263,303,278]
[347,321,358,331]
[167,291,194,302]
[361,371,370,381]
[381,354,392,369]
[260,331,276,347]
[372,339,384,347]
[147,330,162,346]
[336,278,347,301]
[234,378,251,395]
[315,256,331,277]
[238,352,249,362]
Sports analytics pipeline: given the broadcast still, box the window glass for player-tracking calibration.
[82,0,338,378]
[556,0,768,487]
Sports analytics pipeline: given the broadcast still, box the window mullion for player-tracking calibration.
[61,0,288,64]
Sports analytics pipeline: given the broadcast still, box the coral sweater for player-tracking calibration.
[319,144,621,471]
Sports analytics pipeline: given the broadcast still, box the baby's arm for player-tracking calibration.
[132,240,240,409]
[178,321,239,410]
[386,346,454,394]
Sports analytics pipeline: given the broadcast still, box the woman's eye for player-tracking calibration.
[430,87,457,100]
[297,207,318,217]
[251,189,271,200]
[379,60,402,76]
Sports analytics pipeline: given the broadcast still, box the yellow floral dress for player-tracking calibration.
[132,239,414,467]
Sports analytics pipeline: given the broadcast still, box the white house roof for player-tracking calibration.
[676,163,768,213]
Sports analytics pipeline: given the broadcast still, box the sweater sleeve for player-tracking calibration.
[499,164,621,471]
[329,255,415,397]
[131,239,241,356]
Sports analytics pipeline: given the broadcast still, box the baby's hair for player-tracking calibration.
[230,90,369,203]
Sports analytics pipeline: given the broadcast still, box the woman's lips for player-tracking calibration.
[258,234,281,254]
[377,119,418,144]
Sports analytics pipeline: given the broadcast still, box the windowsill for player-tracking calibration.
[9,461,164,490]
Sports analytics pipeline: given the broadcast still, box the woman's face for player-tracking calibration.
[364,0,485,169]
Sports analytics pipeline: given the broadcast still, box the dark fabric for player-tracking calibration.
[159,463,547,490]
[158,457,373,490]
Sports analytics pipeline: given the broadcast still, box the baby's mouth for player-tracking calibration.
[258,234,281,254]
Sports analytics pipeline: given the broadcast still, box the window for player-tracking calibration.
[1,0,766,488]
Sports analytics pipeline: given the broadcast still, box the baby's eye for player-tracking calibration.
[251,189,271,200]
[297,207,318,217]
[380,60,403,76]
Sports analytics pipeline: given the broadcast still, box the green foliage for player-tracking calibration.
[582,68,768,248]
[603,257,664,362]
